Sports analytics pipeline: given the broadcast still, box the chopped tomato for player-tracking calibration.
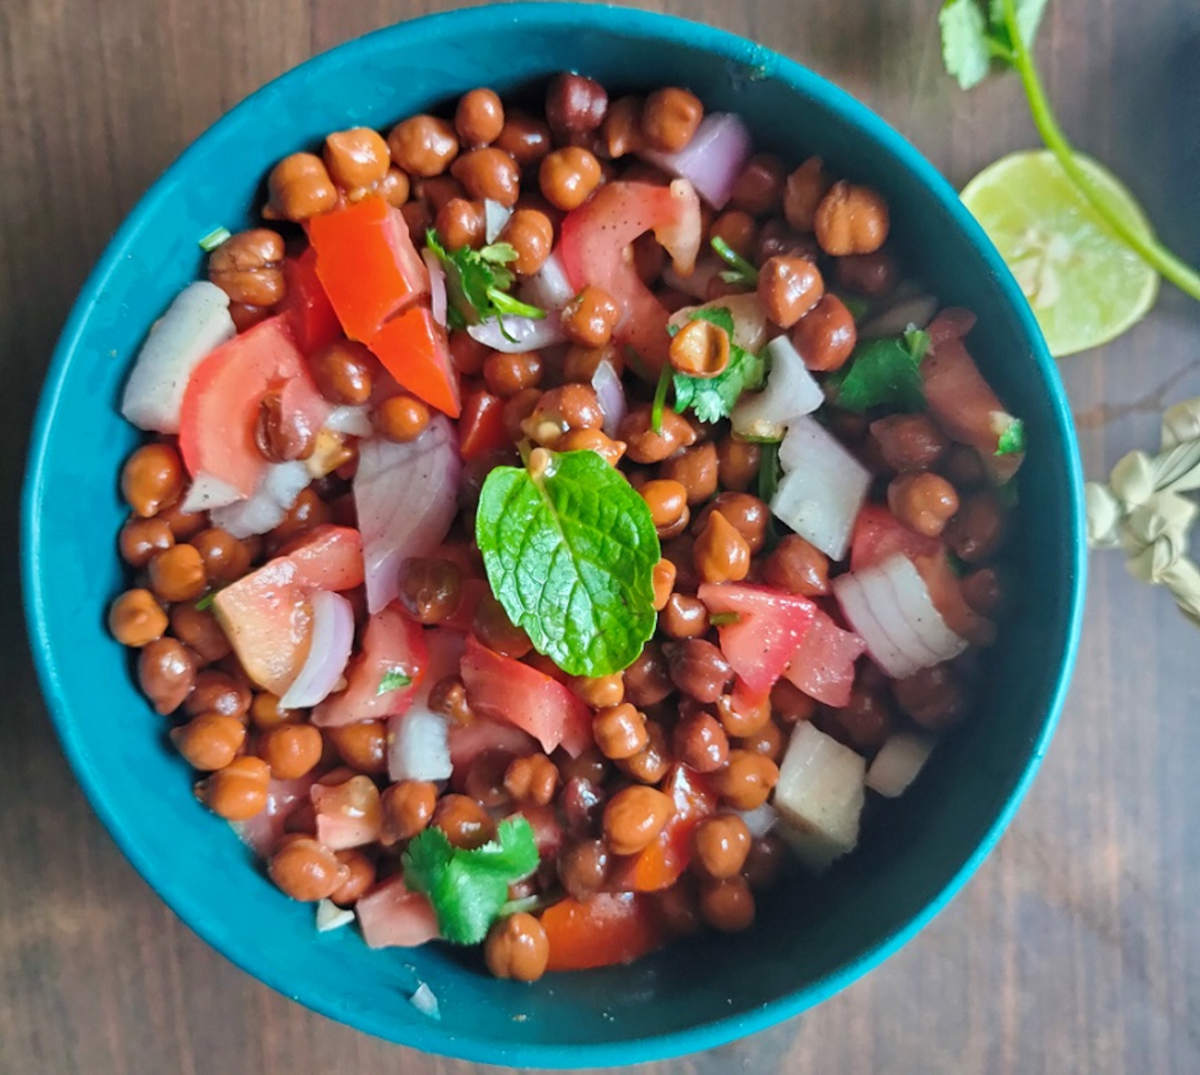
[355,877,439,949]
[280,249,340,354]
[312,604,428,727]
[541,893,665,971]
[447,716,538,771]
[782,608,866,708]
[231,773,319,858]
[369,304,461,417]
[558,180,701,372]
[307,196,428,341]
[611,765,716,892]
[459,636,592,757]
[508,804,564,860]
[458,389,508,460]
[697,582,816,694]
[282,524,366,590]
[926,307,977,348]
[179,315,329,498]
[850,504,942,573]
[311,774,382,849]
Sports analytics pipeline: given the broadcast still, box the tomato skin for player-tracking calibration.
[283,524,365,590]
[850,504,942,573]
[355,877,440,949]
[280,249,340,355]
[540,893,664,971]
[458,389,508,460]
[781,608,866,708]
[447,716,538,772]
[368,304,461,418]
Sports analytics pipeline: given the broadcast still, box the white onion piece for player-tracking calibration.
[668,291,767,353]
[181,471,244,513]
[856,564,941,667]
[409,982,441,1020]
[324,404,373,437]
[832,573,922,679]
[467,312,567,353]
[738,803,778,839]
[771,417,870,560]
[591,359,627,438]
[859,293,938,339]
[866,731,937,798]
[210,460,310,538]
[663,257,722,300]
[316,898,355,932]
[639,112,753,209]
[388,711,453,782]
[519,251,574,311]
[879,554,968,663]
[280,590,355,708]
[731,335,824,441]
[421,249,448,328]
[484,199,513,243]
[121,281,235,433]
[355,416,460,613]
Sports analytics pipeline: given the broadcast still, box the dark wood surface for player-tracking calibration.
[2,1,1197,1072]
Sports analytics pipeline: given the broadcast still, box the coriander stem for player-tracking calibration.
[1002,0,1200,302]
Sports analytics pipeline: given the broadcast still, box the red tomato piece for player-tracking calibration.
[355,877,440,949]
[782,608,866,708]
[458,389,509,460]
[311,774,382,849]
[231,773,319,859]
[368,304,461,418]
[926,307,977,348]
[459,636,591,757]
[447,716,538,772]
[611,764,716,892]
[507,804,564,860]
[283,524,366,591]
[307,196,429,341]
[541,893,665,971]
[179,315,329,498]
[850,503,943,573]
[280,248,340,355]
[697,582,817,694]
[312,604,429,727]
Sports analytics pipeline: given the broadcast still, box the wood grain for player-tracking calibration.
[2,1,1197,1072]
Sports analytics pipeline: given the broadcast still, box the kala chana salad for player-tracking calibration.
[107,74,1024,984]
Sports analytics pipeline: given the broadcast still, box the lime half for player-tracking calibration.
[961,149,1159,357]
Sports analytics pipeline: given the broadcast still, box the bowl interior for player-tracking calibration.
[23,5,1083,1067]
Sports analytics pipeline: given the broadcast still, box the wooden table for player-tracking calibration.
[2,1,1196,1071]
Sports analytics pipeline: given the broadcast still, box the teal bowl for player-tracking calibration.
[22,3,1085,1066]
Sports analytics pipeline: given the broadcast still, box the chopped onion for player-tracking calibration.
[421,248,448,328]
[180,471,244,514]
[519,251,574,311]
[731,335,824,441]
[388,711,453,783]
[467,311,567,353]
[484,199,513,243]
[738,802,778,839]
[120,281,235,433]
[866,731,937,798]
[279,590,354,708]
[324,404,373,437]
[410,982,441,1020]
[859,293,938,339]
[667,291,768,353]
[210,460,310,538]
[315,898,354,932]
[879,554,968,663]
[591,358,627,438]
[831,573,922,679]
[639,112,753,209]
[857,565,940,668]
[354,416,460,613]
[771,416,870,559]
[663,256,722,300]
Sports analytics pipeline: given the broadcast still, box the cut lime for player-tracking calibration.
[960,149,1159,357]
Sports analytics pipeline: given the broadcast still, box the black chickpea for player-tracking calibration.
[640,479,690,539]
[946,490,1007,562]
[669,319,730,378]
[148,543,207,603]
[870,414,948,472]
[623,643,674,707]
[693,510,750,584]
[673,710,730,772]
[814,181,890,256]
[602,95,642,157]
[730,154,785,216]
[762,534,829,596]
[835,251,898,297]
[593,702,649,760]
[783,157,828,231]
[483,350,543,398]
[716,436,761,492]
[545,72,608,136]
[184,669,251,720]
[264,153,338,221]
[660,592,709,639]
[495,110,553,166]
[455,88,505,147]
[119,516,174,566]
[757,255,825,328]
[651,557,676,611]
[709,210,758,259]
[310,339,375,406]
[108,588,167,648]
[887,472,960,538]
[619,404,697,464]
[499,209,555,275]
[696,492,769,555]
[138,637,196,715]
[169,604,231,663]
[665,639,732,704]
[191,527,250,585]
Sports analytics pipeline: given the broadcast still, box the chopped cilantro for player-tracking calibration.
[671,307,766,423]
[995,416,1026,455]
[757,439,781,503]
[424,230,546,336]
[376,667,413,696]
[197,226,231,252]
[708,611,742,626]
[194,591,217,611]
[827,331,930,414]
[650,362,672,434]
[710,236,759,287]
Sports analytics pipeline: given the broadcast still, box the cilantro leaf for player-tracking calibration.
[475,449,660,677]
[939,0,993,89]
[988,0,1048,50]
[757,439,781,503]
[995,416,1026,455]
[710,236,759,286]
[671,307,766,423]
[650,362,672,434]
[828,333,928,414]
[425,230,546,332]
[376,667,413,696]
[403,817,539,944]
[194,591,217,612]
[197,226,231,252]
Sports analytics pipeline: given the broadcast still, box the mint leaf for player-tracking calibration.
[671,307,765,423]
[996,416,1026,455]
[476,450,660,677]
[376,666,413,696]
[828,333,928,414]
[425,230,545,331]
[939,0,994,89]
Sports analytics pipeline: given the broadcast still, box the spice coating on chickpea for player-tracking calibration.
[539,147,602,211]
[814,181,890,256]
[757,255,825,328]
[207,229,285,307]
[641,87,703,152]
[603,785,674,855]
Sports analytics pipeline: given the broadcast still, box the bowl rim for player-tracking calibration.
[21,2,1086,1066]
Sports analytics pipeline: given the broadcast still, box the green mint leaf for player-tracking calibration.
[671,307,765,423]
[650,363,672,434]
[995,416,1026,456]
[377,666,413,696]
[710,236,759,286]
[475,450,660,676]
[830,334,927,414]
[939,0,995,89]
[198,226,231,252]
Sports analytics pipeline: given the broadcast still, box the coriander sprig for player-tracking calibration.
[710,236,759,287]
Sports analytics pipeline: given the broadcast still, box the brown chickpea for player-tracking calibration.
[743,834,785,889]
[118,516,174,567]
[268,835,347,901]
[619,404,697,465]
[651,558,676,612]
[731,154,785,216]
[424,676,472,726]
[669,318,730,378]
[545,72,608,136]
[504,753,559,806]
[521,384,604,444]
[641,87,703,152]
[264,153,338,221]
[693,814,752,879]
[190,528,251,585]
[255,390,316,463]
[108,588,167,648]
[665,639,732,705]
[326,719,387,775]
[602,95,642,157]
[655,878,702,936]
[640,479,690,539]
[267,488,332,552]
[592,702,649,760]
[833,687,894,752]
[770,678,817,725]
[569,673,625,709]
[417,174,466,213]
[455,88,505,147]
[561,286,621,348]
[660,442,718,506]
[756,217,820,263]
[783,157,828,231]
[557,428,626,467]
[693,510,750,584]
[259,723,323,780]
[198,755,270,820]
[484,912,549,982]
[757,255,824,329]
[169,605,231,663]
[709,209,758,259]
[763,534,829,596]
[465,749,517,808]
[559,748,609,788]
[207,229,285,307]
[450,147,521,207]
[870,414,948,473]
[372,394,431,443]
[697,493,771,556]
[835,251,898,297]
[309,339,375,406]
[561,343,619,383]
[183,669,251,720]
[623,643,674,707]
[473,594,532,659]
[387,115,458,177]
[893,664,965,731]
[170,712,246,771]
[249,691,300,730]
[449,332,490,376]
[400,199,433,242]
[121,442,184,518]
[712,749,779,810]
[381,780,437,843]
[660,593,709,639]
[888,472,960,538]
[148,544,207,603]
[433,793,496,850]
[715,690,772,738]
[791,293,857,371]
[603,785,674,855]
[157,502,206,541]
[538,147,602,211]
[399,557,462,625]
[946,490,1007,563]
[331,849,376,906]
[941,444,987,490]
[323,127,390,191]
[499,208,554,275]
[716,437,761,493]
[814,181,890,256]
[618,719,671,785]
[738,718,785,762]
[495,110,553,166]
[558,839,610,900]
[673,710,730,773]
[699,874,756,931]
[962,567,1003,615]
[376,167,411,208]
[483,350,542,398]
